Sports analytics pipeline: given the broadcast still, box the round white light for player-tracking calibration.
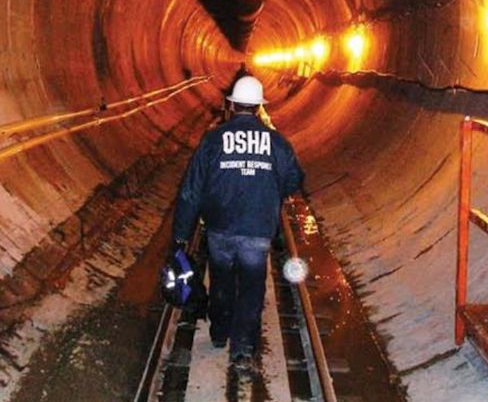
[283,257,309,283]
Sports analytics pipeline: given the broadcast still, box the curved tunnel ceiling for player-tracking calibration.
[1,0,488,399]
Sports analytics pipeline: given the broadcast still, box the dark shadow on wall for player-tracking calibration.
[198,0,264,51]
[317,70,488,120]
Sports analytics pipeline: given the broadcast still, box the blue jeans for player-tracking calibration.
[207,231,271,357]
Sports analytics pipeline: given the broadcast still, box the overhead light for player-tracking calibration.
[346,30,366,60]
[252,36,330,72]
[484,2,488,29]
[294,47,306,58]
[311,38,327,59]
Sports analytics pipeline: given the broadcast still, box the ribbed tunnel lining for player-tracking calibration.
[1,0,488,399]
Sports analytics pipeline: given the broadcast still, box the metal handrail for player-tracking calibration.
[281,207,337,402]
[456,116,488,345]
[0,76,212,162]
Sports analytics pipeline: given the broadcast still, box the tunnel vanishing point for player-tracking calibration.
[1,0,488,401]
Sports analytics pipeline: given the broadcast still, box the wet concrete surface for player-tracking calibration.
[10,194,174,402]
[12,295,160,402]
[8,192,407,402]
[9,196,406,402]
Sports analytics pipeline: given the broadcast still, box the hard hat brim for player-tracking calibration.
[226,95,268,105]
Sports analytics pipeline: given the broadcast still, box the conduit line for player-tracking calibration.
[0,76,212,162]
[0,75,210,137]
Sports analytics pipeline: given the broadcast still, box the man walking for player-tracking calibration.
[172,75,304,371]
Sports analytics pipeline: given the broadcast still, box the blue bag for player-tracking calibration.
[161,248,194,306]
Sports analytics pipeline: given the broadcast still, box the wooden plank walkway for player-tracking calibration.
[185,257,291,401]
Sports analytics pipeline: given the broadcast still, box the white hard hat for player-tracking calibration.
[226,76,268,105]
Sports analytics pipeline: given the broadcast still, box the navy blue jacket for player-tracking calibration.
[173,114,304,240]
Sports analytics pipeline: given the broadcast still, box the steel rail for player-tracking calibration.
[281,207,338,402]
[0,75,210,137]
[289,277,323,400]
[133,304,171,402]
[0,76,212,162]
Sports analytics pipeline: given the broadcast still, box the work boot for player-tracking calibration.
[211,337,227,348]
[209,322,229,349]
[230,353,258,376]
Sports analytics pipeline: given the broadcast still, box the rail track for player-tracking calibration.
[134,202,338,402]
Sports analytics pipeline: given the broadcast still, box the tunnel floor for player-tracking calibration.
[8,178,173,402]
[6,193,407,402]
[0,153,184,401]
[12,290,160,402]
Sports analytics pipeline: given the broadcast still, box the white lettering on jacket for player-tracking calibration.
[222,131,271,156]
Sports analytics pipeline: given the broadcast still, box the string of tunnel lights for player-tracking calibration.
[479,1,488,63]
[253,1,488,76]
[483,1,488,31]
[252,25,368,76]
[253,36,331,76]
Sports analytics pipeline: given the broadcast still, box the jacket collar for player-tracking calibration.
[230,113,258,122]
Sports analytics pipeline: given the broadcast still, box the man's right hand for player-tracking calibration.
[172,238,189,253]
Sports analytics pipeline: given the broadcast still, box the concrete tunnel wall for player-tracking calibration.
[1,0,488,400]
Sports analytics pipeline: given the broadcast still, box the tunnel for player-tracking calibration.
[1,0,488,401]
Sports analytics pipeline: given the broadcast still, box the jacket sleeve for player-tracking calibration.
[282,142,305,197]
[172,138,208,242]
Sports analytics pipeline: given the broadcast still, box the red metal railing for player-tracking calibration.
[456,116,488,347]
